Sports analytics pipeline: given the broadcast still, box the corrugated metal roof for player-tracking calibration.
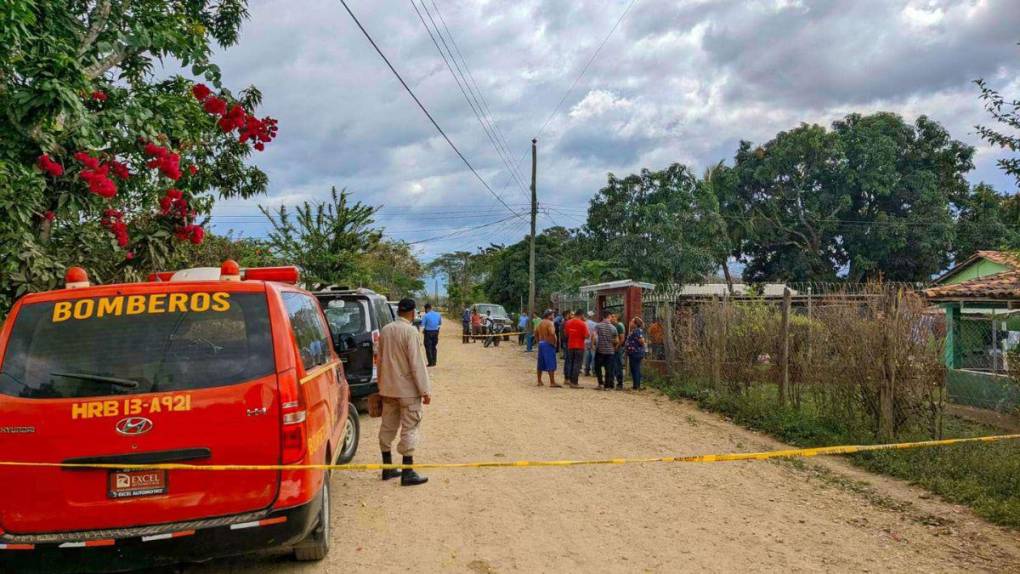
[579,280,656,294]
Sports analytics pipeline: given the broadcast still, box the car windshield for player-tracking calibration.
[476,304,508,317]
[0,291,275,399]
[323,298,369,335]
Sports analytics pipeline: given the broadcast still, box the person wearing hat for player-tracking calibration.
[377,298,431,486]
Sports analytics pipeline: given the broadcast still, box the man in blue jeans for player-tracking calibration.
[421,303,442,366]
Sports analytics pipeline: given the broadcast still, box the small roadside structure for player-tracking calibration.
[579,279,655,327]
[925,271,1020,412]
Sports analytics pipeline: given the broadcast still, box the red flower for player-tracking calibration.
[143,142,165,158]
[73,152,100,170]
[90,91,107,102]
[218,104,247,133]
[109,160,131,180]
[80,163,117,198]
[42,210,55,222]
[192,83,212,101]
[160,152,181,180]
[189,225,205,245]
[238,115,278,150]
[202,96,227,116]
[101,210,129,248]
[36,154,64,177]
[142,143,181,180]
[188,165,198,175]
[125,251,135,261]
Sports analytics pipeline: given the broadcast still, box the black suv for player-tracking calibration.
[314,288,394,400]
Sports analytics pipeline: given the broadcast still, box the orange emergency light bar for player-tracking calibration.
[147,262,300,284]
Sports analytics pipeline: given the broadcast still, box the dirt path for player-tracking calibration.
[193,328,1020,573]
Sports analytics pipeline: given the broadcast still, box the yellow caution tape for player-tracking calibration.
[0,434,1017,472]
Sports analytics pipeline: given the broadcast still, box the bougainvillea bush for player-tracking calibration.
[0,1,277,315]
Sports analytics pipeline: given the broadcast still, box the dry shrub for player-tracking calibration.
[665,285,946,439]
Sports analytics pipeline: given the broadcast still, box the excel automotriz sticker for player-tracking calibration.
[108,469,168,499]
[51,292,232,323]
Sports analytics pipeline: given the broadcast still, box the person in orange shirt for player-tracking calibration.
[562,308,589,388]
[648,319,665,360]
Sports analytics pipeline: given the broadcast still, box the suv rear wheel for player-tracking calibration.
[336,403,360,464]
[294,477,331,561]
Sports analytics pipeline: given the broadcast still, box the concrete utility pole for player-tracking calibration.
[527,138,537,339]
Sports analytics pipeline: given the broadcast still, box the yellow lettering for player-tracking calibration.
[72,299,95,320]
[71,402,89,419]
[126,295,146,315]
[53,301,73,323]
[211,292,231,312]
[168,293,188,313]
[87,403,103,418]
[190,292,211,312]
[148,293,167,314]
[148,398,162,413]
[126,398,142,415]
[97,296,124,318]
[103,401,118,417]
[161,396,173,410]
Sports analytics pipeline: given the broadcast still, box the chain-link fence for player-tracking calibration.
[958,314,1010,374]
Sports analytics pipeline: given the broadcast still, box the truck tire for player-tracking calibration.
[294,478,330,561]
[336,403,360,464]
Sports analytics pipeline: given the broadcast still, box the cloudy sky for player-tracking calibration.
[205,0,1020,268]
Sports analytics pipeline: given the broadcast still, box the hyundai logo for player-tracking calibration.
[115,417,153,436]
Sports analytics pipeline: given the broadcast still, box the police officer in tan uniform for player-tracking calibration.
[377,298,431,486]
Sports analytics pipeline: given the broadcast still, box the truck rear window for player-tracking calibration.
[0,292,275,399]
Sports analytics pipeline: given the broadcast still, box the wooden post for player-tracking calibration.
[879,289,898,440]
[663,301,675,369]
[779,287,791,406]
[712,297,722,388]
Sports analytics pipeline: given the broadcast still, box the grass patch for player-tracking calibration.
[649,375,1020,529]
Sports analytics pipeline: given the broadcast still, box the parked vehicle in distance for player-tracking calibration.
[471,303,512,341]
[315,288,394,403]
[0,261,358,570]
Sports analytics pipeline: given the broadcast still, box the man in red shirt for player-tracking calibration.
[562,308,590,388]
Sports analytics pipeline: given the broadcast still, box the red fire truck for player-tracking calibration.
[0,261,358,570]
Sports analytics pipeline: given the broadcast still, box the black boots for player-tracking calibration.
[381,451,401,481]
[400,455,428,486]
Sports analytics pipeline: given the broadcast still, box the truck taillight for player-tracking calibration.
[278,368,307,464]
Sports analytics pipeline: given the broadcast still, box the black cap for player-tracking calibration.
[398,298,416,313]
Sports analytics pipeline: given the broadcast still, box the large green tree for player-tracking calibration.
[722,113,974,282]
[584,163,728,285]
[834,113,972,281]
[261,187,382,290]
[0,1,276,313]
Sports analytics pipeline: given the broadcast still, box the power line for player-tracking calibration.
[409,0,530,200]
[337,0,524,220]
[406,213,519,244]
[428,0,531,200]
[532,0,640,142]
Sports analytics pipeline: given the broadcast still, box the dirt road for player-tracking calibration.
[194,328,1020,573]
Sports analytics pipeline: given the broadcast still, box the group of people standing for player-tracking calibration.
[533,308,647,390]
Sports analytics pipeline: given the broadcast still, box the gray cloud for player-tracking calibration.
[201,0,1020,262]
